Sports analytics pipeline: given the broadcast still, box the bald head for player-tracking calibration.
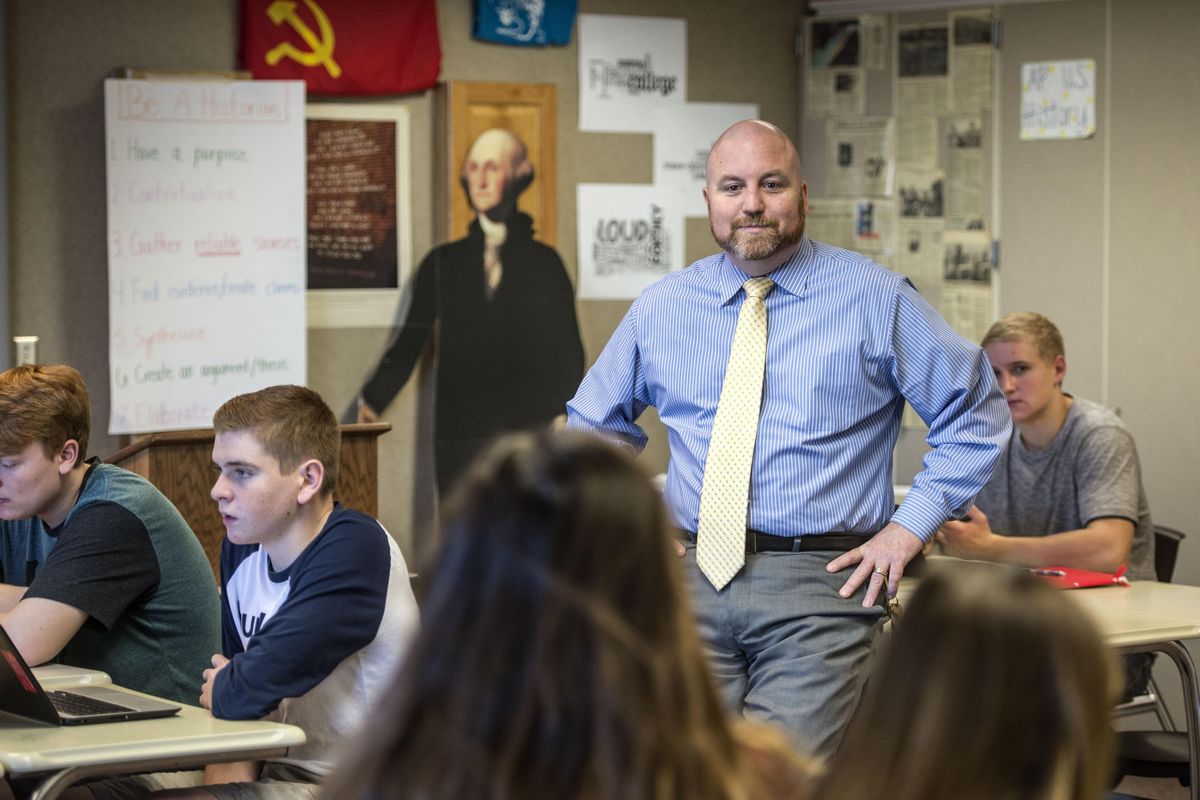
[706,120,803,187]
[703,120,808,276]
[467,129,523,165]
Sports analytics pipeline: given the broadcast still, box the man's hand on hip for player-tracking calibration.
[826,522,924,607]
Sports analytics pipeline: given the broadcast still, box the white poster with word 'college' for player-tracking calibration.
[577,184,683,300]
[104,79,307,434]
[578,14,686,133]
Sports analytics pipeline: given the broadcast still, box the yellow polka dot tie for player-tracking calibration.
[697,277,775,590]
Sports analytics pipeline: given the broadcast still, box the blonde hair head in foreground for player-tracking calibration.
[818,563,1117,800]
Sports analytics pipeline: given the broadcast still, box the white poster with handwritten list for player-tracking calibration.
[1020,59,1096,140]
[105,79,306,434]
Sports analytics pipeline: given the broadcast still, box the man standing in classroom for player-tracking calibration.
[567,120,1010,756]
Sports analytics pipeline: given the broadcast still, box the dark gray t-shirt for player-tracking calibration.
[0,461,220,703]
[973,396,1155,580]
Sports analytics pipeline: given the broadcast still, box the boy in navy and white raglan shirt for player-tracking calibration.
[208,384,417,793]
[87,385,419,800]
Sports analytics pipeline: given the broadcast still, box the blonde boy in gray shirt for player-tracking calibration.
[938,311,1154,696]
[937,311,1153,578]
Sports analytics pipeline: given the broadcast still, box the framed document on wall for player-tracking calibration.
[305,102,413,328]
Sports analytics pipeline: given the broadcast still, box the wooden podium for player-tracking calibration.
[105,423,391,580]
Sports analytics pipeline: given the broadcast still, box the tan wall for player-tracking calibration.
[7,0,806,565]
[996,0,1200,584]
[995,0,1200,730]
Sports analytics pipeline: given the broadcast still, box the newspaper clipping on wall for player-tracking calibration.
[806,17,865,117]
[950,10,993,113]
[892,218,944,292]
[807,197,894,260]
[895,116,939,167]
[945,116,985,230]
[897,24,950,117]
[826,117,894,197]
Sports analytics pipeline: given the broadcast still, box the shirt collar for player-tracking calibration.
[478,213,507,245]
[714,236,815,304]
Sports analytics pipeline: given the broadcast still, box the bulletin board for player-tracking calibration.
[800,7,997,347]
[799,7,999,471]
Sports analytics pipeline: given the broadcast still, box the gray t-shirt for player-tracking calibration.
[973,396,1155,580]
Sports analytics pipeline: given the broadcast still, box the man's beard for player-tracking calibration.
[712,213,805,262]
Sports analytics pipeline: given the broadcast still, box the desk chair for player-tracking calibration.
[1114,525,1190,787]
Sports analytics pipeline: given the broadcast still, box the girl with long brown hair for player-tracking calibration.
[321,431,812,800]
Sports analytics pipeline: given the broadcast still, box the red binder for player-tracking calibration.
[1032,565,1129,590]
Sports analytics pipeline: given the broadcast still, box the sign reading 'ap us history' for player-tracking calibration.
[104,79,307,435]
[1020,59,1096,141]
[578,14,686,133]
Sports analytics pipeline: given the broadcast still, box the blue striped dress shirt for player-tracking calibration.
[567,237,1011,542]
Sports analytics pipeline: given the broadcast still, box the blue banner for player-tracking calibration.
[473,0,576,46]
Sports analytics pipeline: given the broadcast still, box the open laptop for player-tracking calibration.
[0,625,180,725]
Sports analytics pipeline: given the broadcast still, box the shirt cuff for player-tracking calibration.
[889,489,947,542]
[564,414,646,454]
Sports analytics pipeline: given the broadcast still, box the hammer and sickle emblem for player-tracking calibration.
[264,0,342,79]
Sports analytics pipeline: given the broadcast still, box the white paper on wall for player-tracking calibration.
[653,102,759,218]
[577,184,683,300]
[1020,59,1097,140]
[105,79,307,434]
[578,14,687,133]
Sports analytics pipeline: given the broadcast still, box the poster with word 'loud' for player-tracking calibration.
[577,184,682,300]
[105,79,307,434]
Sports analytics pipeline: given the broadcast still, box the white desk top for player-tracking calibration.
[900,563,1200,649]
[0,686,304,777]
[1067,580,1200,648]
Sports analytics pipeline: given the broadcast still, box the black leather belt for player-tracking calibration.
[681,530,870,553]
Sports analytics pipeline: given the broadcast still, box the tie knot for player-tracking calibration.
[743,277,775,300]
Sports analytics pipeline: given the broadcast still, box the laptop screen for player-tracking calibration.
[0,625,64,725]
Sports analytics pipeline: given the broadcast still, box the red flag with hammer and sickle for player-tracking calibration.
[239,0,441,95]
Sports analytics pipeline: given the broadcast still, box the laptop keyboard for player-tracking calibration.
[48,690,133,716]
